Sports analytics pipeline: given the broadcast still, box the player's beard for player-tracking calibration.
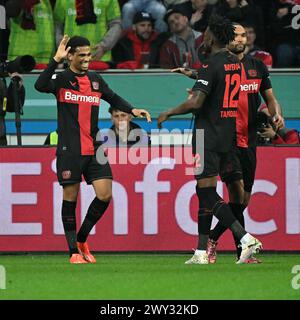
[81,61,89,71]
[230,44,246,54]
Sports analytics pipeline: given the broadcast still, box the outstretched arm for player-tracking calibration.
[157,90,206,128]
[131,108,152,123]
[171,68,198,80]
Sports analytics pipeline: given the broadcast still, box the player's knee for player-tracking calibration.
[63,184,79,202]
[97,192,112,203]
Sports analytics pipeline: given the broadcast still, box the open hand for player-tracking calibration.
[54,35,71,62]
[132,108,152,122]
[171,67,193,78]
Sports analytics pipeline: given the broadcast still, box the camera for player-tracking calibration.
[256,111,274,145]
[0,55,34,145]
[0,55,36,77]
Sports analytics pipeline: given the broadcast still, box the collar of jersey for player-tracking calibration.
[67,68,88,77]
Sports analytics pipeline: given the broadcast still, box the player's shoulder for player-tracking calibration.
[51,70,65,80]
[86,70,99,78]
[208,50,240,69]
[86,71,104,82]
[243,54,266,69]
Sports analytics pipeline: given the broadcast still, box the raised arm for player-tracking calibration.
[34,35,70,93]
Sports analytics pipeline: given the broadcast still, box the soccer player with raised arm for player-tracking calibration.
[157,15,262,264]
[35,35,151,264]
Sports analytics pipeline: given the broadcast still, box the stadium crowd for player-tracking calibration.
[1,0,300,69]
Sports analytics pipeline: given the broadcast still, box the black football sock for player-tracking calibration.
[229,203,246,258]
[77,197,110,243]
[62,200,78,256]
[196,186,222,250]
[197,208,213,250]
[196,186,246,242]
[209,222,227,242]
[209,203,246,243]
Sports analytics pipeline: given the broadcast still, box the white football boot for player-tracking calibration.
[237,236,262,264]
[185,251,209,264]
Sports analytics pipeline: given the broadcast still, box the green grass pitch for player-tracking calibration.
[0,253,300,300]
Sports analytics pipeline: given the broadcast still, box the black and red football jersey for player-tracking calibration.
[35,59,133,156]
[192,50,241,153]
[237,55,272,148]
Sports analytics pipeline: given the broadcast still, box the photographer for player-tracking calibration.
[0,73,25,145]
[257,104,300,145]
[0,54,35,145]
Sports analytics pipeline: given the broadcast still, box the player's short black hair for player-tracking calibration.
[242,23,256,32]
[208,14,235,46]
[66,36,90,53]
[108,106,121,114]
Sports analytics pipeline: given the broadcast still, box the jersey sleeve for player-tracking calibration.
[34,59,59,94]
[258,60,272,92]
[192,63,214,95]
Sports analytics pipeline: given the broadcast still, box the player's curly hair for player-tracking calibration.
[208,14,235,46]
[66,36,90,53]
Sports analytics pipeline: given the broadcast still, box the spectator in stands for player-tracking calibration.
[244,24,273,68]
[112,11,162,69]
[163,0,190,9]
[189,0,214,32]
[164,1,214,33]
[257,104,300,145]
[159,7,203,69]
[5,0,55,68]
[213,0,264,47]
[269,0,300,67]
[122,0,167,32]
[162,0,191,17]
[99,106,150,146]
[54,0,122,68]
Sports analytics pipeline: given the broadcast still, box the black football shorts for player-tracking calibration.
[220,146,257,192]
[56,148,113,186]
[195,148,242,181]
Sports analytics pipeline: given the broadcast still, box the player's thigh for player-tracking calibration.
[83,153,113,202]
[63,183,80,201]
[92,179,112,202]
[227,179,244,204]
[239,146,257,195]
[220,147,243,193]
[195,150,220,187]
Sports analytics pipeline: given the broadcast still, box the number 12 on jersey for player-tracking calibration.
[223,74,241,108]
